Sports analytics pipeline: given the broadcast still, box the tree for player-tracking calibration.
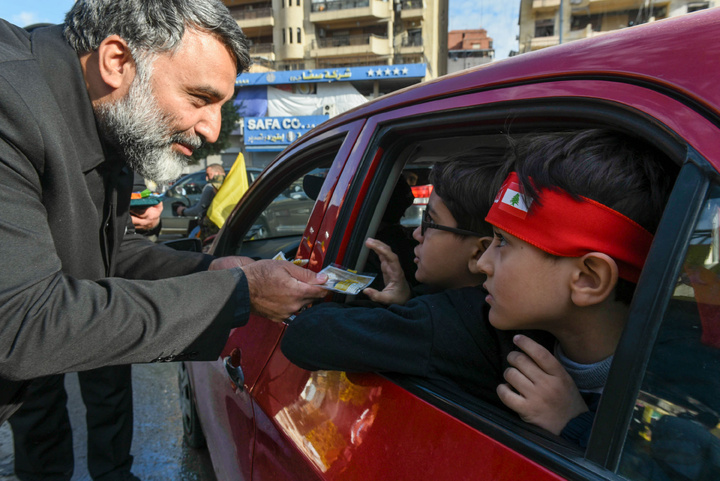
[191,100,241,163]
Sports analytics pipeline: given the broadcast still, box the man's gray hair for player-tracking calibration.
[63,0,250,74]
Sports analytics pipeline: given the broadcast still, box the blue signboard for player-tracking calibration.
[236,63,426,87]
[244,115,328,151]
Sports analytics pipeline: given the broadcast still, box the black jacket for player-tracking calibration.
[0,22,249,422]
[282,287,553,408]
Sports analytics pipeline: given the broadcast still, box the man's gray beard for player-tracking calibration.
[93,60,203,184]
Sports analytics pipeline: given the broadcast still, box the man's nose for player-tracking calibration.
[195,106,222,144]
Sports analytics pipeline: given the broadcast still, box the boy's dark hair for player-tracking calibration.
[511,129,679,302]
[430,145,511,237]
[512,129,677,233]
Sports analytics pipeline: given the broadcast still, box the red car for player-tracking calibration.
[178,9,720,480]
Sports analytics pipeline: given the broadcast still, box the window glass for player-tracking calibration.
[619,184,720,481]
[245,167,329,241]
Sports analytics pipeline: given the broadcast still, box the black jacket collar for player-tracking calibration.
[30,24,107,173]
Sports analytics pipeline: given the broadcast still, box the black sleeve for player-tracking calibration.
[281,298,436,376]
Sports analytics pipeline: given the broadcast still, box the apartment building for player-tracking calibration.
[223,0,449,80]
[519,0,717,53]
[447,28,494,74]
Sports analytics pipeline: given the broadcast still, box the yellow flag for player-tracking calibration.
[207,153,249,229]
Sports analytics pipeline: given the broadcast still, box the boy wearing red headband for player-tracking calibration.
[476,129,677,446]
[282,148,554,406]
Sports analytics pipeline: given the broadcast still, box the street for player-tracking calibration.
[0,364,215,481]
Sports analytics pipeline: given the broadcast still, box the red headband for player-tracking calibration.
[485,172,653,283]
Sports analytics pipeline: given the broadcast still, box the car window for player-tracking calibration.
[618,183,720,481]
[245,169,327,241]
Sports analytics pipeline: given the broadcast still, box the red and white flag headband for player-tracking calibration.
[485,172,653,283]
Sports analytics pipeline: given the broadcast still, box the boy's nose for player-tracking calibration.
[412,225,423,243]
[476,249,492,276]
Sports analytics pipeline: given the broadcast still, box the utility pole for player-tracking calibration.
[558,0,564,44]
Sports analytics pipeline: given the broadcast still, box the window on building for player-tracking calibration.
[297,28,302,43]
[688,2,710,12]
[535,18,554,37]
[297,0,301,5]
[289,27,293,43]
[282,28,286,44]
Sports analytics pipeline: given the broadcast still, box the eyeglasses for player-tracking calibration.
[421,209,484,237]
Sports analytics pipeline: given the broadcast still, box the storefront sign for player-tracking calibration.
[244,115,328,151]
[236,63,426,87]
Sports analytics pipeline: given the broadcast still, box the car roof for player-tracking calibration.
[304,9,719,140]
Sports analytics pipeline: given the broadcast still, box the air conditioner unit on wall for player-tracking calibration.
[322,104,337,117]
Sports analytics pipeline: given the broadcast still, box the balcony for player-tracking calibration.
[399,0,423,20]
[530,35,558,50]
[230,7,274,34]
[397,36,423,54]
[310,0,392,25]
[311,33,390,58]
[532,0,560,11]
[587,0,657,12]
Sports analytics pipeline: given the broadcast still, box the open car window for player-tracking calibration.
[618,182,720,481]
[325,100,689,475]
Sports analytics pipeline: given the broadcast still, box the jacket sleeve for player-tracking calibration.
[114,217,215,280]
[281,298,435,376]
[0,141,249,381]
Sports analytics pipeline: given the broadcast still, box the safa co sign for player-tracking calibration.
[244,115,328,150]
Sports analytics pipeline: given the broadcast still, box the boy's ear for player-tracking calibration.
[569,252,619,307]
[96,35,136,92]
[468,236,493,274]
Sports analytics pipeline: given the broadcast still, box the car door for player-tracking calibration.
[191,120,364,480]
[243,73,720,481]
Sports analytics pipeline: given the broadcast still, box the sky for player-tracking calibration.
[0,0,519,59]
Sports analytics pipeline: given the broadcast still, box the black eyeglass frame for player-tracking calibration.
[420,209,484,237]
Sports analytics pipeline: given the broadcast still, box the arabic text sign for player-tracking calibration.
[244,115,328,147]
[236,63,426,86]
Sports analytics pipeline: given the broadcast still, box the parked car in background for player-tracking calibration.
[178,9,720,481]
[159,167,262,239]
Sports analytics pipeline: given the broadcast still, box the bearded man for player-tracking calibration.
[0,1,327,479]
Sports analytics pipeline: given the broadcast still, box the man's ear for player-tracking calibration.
[468,236,493,274]
[570,252,619,307]
[96,35,136,92]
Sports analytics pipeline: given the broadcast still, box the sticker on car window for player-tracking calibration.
[272,250,310,267]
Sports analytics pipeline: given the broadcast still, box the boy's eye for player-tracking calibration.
[494,231,507,247]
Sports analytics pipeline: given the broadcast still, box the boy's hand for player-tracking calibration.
[497,335,588,435]
[362,238,412,305]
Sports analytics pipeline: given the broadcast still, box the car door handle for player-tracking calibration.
[224,348,245,391]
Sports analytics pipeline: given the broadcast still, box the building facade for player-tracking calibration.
[447,28,494,75]
[223,0,449,80]
[519,0,717,53]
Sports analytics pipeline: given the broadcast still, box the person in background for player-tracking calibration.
[131,174,164,241]
[175,163,226,218]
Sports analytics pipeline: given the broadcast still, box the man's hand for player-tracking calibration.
[362,238,412,305]
[130,203,163,231]
[497,335,588,435]
[241,260,328,322]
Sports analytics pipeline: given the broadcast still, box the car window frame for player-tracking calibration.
[321,97,698,479]
[590,154,715,470]
[211,125,360,259]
